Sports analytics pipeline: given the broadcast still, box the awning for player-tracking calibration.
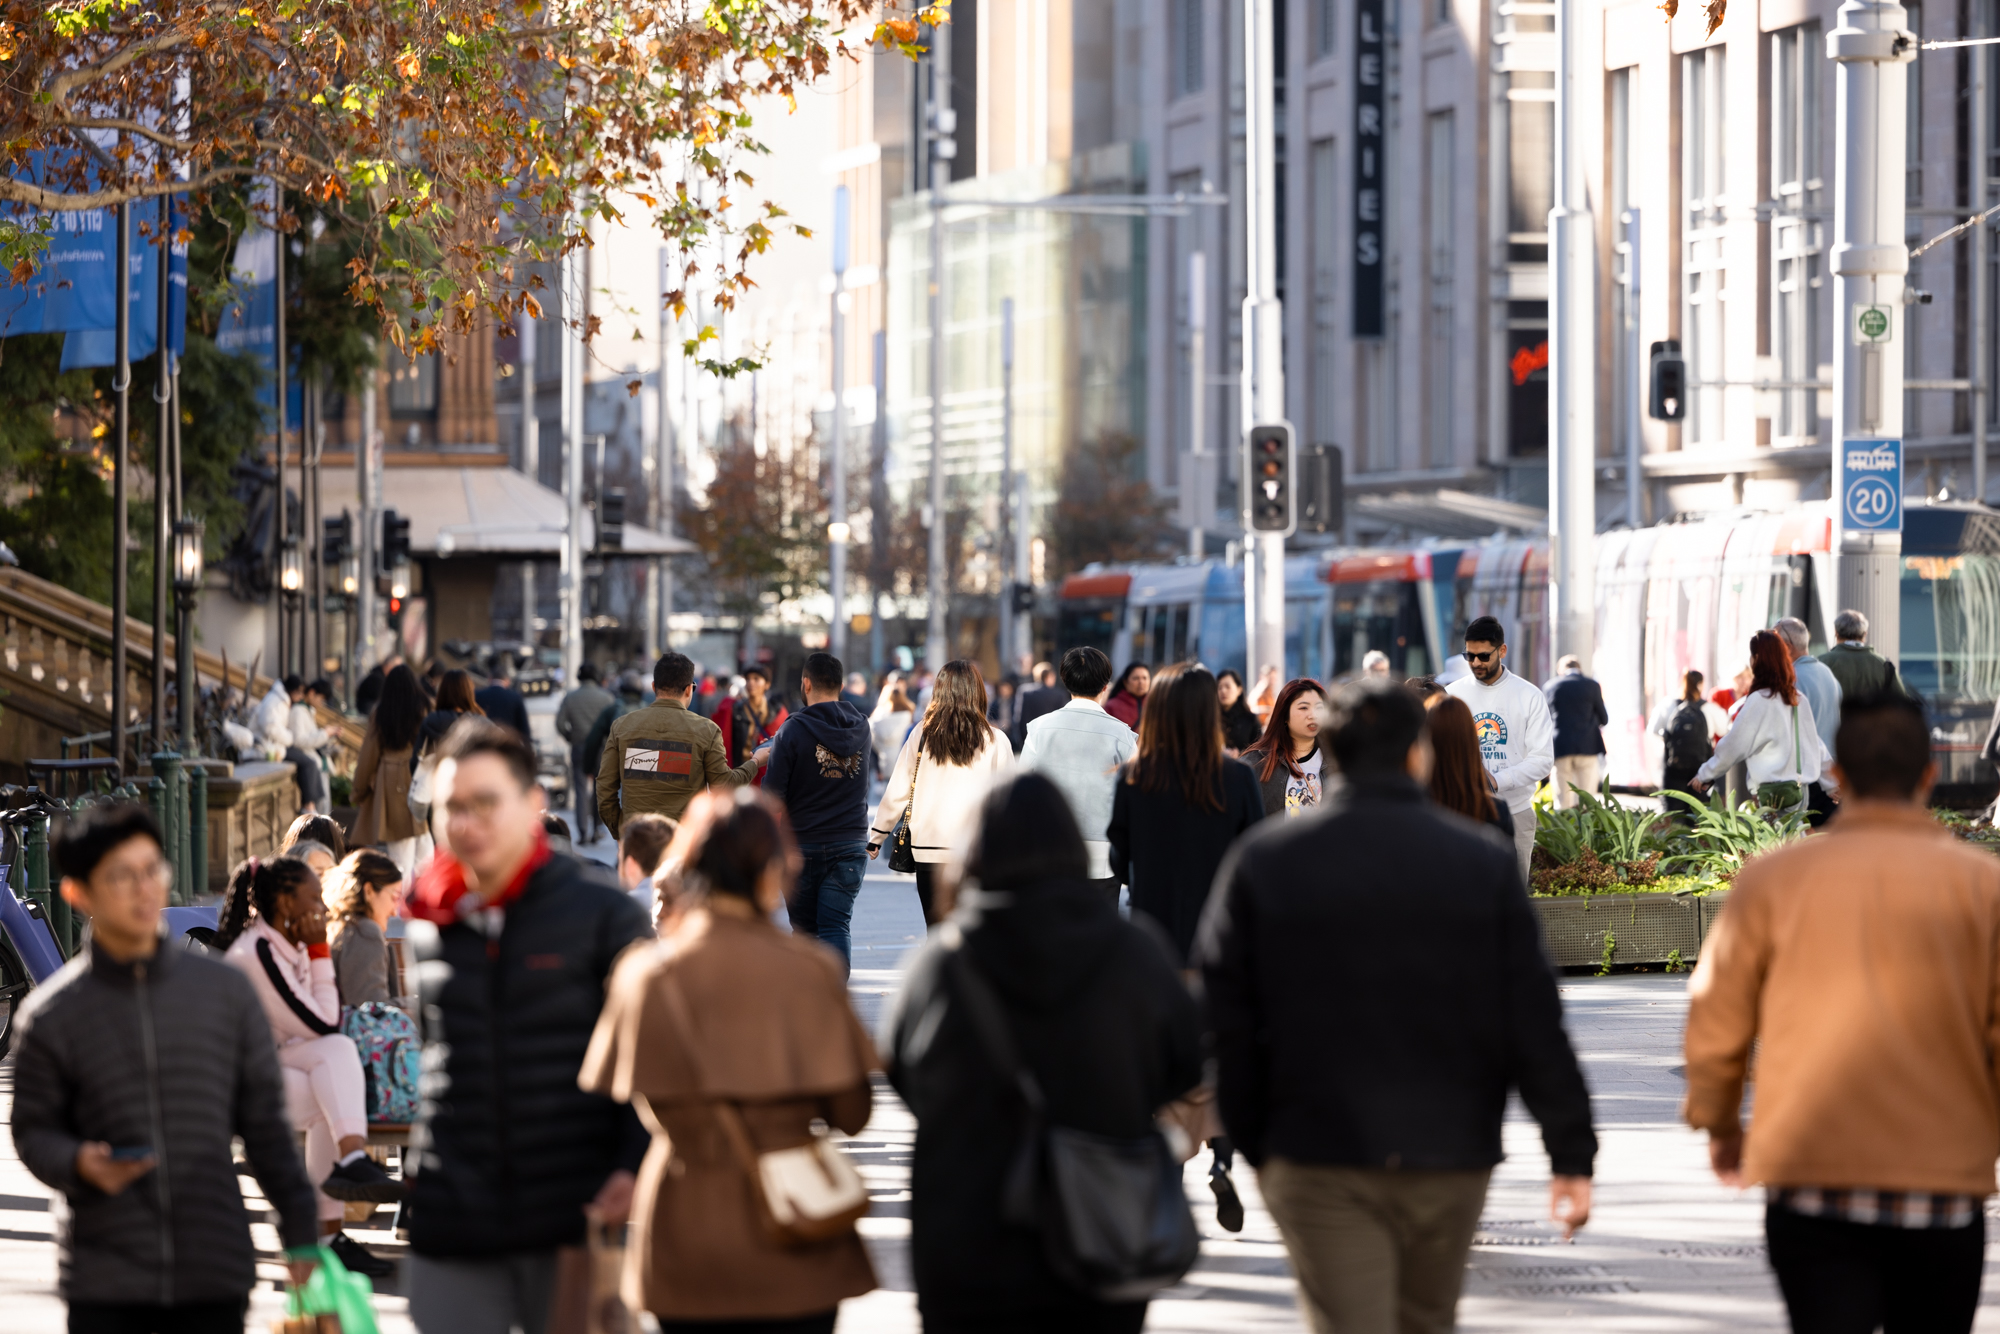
[315,466,698,557]
[1352,488,1547,539]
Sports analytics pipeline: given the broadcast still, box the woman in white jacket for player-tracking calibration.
[1693,630,1829,812]
[869,660,1015,924]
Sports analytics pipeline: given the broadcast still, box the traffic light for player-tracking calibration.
[596,488,625,552]
[1010,584,1036,614]
[1245,422,1296,536]
[1298,443,1345,535]
[1649,340,1687,422]
[321,512,352,566]
[381,509,411,570]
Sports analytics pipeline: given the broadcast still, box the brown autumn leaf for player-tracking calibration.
[1703,0,1726,34]
[1659,0,1678,19]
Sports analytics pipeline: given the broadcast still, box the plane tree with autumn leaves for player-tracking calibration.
[0,0,945,359]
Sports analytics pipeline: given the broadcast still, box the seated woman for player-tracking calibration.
[323,849,408,1009]
[214,855,403,1279]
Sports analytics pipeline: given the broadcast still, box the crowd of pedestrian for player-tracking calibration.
[19,596,2000,1334]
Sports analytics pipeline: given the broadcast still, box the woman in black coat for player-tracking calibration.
[1107,662,1265,965]
[885,775,1203,1334]
[1216,669,1263,753]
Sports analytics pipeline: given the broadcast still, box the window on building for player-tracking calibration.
[1611,67,1634,467]
[1683,46,1727,445]
[1317,0,1337,53]
[1428,113,1455,469]
[388,348,438,416]
[1312,139,1339,454]
[1504,64,1553,457]
[1174,0,1204,98]
[1906,2,1923,203]
[1771,24,1823,445]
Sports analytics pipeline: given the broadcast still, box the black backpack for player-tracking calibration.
[1662,700,1714,773]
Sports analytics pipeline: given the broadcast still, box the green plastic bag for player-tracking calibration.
[285,1244,381,1334]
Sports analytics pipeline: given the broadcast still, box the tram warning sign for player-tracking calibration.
[1840,438,1902,533]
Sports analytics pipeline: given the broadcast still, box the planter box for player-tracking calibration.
[1534,894,1705,969]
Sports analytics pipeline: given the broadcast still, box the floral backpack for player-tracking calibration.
[341,1002,421,1125]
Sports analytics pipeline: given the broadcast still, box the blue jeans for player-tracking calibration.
[789,842,866,975]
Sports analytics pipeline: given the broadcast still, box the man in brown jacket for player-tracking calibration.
[1684,692,2000,1334]
[597,651,767,837]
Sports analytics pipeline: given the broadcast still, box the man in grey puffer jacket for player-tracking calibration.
[11,803,320,1331]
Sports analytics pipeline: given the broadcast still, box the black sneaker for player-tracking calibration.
[321,1155,406,1204]
[325,1230,394,1280]
[1209,1163,1246,1234]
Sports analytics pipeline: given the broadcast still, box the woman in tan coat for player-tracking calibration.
[348,663,424,873]
[581,787,877,1333]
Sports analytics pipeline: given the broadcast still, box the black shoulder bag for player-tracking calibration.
[943,929,1199,1302]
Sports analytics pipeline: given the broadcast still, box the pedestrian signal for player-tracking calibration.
[1649,340,1687,422]
[1245,423,1296,536]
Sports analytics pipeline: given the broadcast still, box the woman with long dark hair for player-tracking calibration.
[1649,669,1731,810]
[418,668,485,755]
[1694,630,1828,811]
[1425,695,1516,839]
[582,788,878,1332]
[1216,669,1263,752]
[216,856,402,1275]
[869,660,1017,924]
[884,775,1203,1333]
[1107,663,1264,964]
[349,662,426,871]
[1240,678,1328,819]
[1104,662,1152,730]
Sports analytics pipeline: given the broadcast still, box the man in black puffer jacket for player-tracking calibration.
[403,718,651,1334]
[13,803,320,1331]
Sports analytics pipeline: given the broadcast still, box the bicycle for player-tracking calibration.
[0,787,69,1060]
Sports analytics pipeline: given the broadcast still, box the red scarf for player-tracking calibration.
[408,825,552,924]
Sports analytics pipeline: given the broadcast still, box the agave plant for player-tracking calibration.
[1657,790,1809,878]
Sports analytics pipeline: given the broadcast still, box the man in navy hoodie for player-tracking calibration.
[766,651,874,973]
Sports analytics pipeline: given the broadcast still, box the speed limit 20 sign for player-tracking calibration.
[1841,438,1902,533]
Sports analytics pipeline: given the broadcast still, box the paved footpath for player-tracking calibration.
[9,853,2000,1331]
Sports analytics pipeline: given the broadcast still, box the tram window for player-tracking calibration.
[1172,607,1190,662]
[1900,555,2000,704]
[1059,605,1119,657]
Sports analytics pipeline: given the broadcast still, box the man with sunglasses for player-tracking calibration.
[1446,616,1554,884]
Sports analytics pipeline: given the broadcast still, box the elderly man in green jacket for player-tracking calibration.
[597,651,767,837]
[1818,608,1910,700]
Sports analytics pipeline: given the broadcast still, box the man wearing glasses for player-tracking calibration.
[403,717,652,1334]
[13,803,322,1332]
[1445,616,1555,884]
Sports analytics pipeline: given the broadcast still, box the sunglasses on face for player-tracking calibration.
[1463,649,1499,664]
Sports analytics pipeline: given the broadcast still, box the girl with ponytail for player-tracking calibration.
[218,855,404,1274]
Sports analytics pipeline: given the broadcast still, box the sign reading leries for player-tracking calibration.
[1353,0,1386,338]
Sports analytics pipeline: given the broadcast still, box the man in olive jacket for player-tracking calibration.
[597,650,766,837]
[13,803,320,1330]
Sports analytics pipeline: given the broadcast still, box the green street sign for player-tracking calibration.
[1852,303,1893,344]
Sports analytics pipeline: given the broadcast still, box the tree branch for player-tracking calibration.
[42,29,194,107]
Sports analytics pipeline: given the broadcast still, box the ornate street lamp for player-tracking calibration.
[280,539,303,675]
[172,517,204,750]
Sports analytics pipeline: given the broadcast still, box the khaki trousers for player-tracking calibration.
[1511,805,1537,887]
[1552,754,1600,809]
[1259,1158,1492,1334]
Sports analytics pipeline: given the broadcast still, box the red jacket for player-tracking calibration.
[710,696,789,786]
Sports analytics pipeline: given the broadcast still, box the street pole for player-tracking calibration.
[113,200,130,776]
[830,185,851,664]
[309,378,324,681]
[998,296,1015,672]
[1622,211,1643,529]
[869,330,889,676]
[358,347,377,668]
[647,247,671,665]
[520,308,538,646]
[1828,0,1915,650]
[275,209,289,679]
[153,194,171,751]
[1187,250,1207,559]
[1242,0,1286,684]
[1973,4,1989,505]
[1550,0,1596,670]
[561,241,585,688]
[926,26,954,671]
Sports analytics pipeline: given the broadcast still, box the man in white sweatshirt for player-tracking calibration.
[1446,616,1555,884]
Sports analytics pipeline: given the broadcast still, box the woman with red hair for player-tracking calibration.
[1240,678,1328,819]
[1693,629,1829,812]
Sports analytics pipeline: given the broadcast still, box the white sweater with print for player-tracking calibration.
[1445,668,1556,812]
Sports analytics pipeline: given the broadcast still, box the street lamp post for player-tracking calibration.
[280,540,303,676]
[925,25,954,671]
[338,552,359,707]
[172,517,204,750]
[1242,0,1286,683]
[829,184,851,664]
[1828,0,1916,652]
[1549,0,1597,670]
